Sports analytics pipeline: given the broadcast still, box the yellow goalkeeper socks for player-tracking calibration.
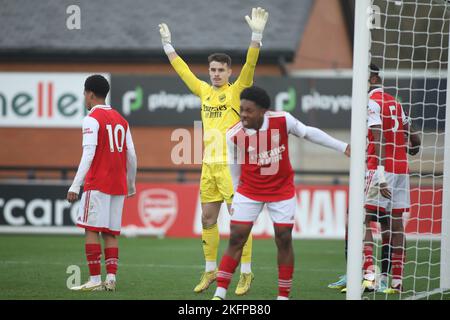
[240,232,253,272]
[202,224,219,272]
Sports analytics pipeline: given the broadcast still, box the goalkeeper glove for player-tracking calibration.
[158,23,175,54]
[245,7,269,42]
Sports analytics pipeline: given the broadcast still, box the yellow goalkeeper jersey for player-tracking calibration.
[170,47,260,164]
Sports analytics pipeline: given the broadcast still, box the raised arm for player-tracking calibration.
[158,23,204,96]
[234,7,269,90]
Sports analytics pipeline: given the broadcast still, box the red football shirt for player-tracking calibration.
[367,88,409,174]
[82,105,129,195]
[227,112,297,202]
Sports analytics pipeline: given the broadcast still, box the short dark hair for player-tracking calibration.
[208,53,232,67]
[369,63,380,78]
[84,75,110,98]
[240,86,271,109]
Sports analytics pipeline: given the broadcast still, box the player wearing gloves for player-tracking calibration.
[159,8,268,295]
[67,75,137,292]
[212,86,350,300]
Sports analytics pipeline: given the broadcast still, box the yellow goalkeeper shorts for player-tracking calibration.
[200,163,234,204]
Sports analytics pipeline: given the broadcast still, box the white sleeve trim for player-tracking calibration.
[68,145,96,194]
[126,127,137,196]
[367,99,382,127]
[303,126,348,153]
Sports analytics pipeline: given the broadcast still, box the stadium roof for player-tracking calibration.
[0,0,313,64]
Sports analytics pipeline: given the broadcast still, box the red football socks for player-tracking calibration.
[217,255,239,289]
[85,243,102,276]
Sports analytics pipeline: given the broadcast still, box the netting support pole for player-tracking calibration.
[440,27,450,291]
[346,0,371,300]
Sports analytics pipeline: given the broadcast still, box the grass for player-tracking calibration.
[0,235,448,300]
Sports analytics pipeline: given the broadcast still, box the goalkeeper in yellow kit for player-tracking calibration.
[159,7,269,295]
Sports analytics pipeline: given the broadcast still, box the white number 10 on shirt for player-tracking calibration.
[106,124,125,152]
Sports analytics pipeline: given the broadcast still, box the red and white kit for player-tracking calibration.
[365,88,410,214]
[226,111,347,225]
[69,105,137,235]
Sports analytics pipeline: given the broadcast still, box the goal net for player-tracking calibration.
[348,0,450,300]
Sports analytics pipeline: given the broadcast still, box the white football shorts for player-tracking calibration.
[230,191,296,226]
[76,190,125,235]
[364,170,410,215]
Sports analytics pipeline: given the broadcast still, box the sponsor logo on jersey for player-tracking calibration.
[202,104,226,118]
[249,144,286,166]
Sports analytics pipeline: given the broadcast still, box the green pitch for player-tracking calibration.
[0,235,448,300]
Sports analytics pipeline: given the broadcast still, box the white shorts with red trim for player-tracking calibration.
[76,190,125,235]
[230,192,296,226]
[364,170,410,214]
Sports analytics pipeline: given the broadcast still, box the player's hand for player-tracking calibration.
[344,144,351,157]
[245,7,269,36]
[378,182,392,200]
[67,191,79,203]
[159,23,171,45]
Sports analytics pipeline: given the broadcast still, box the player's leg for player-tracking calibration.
[213,222,253,300]
[383,174,409,294]
[103,194,123,291]
[267,196,296,300]
[361,210,378,291]
[378,213,392,292]
[273,224,294,300]
[195,201,222,293]
[195,164,222,293]
[212,192,262,300]
[358,170,390,292]
[227,199,254,295]
[102,233,118,291]
[341,210,378,293]
[385,210,405,293]
[71,190,104,291]
[219,164,254,295]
